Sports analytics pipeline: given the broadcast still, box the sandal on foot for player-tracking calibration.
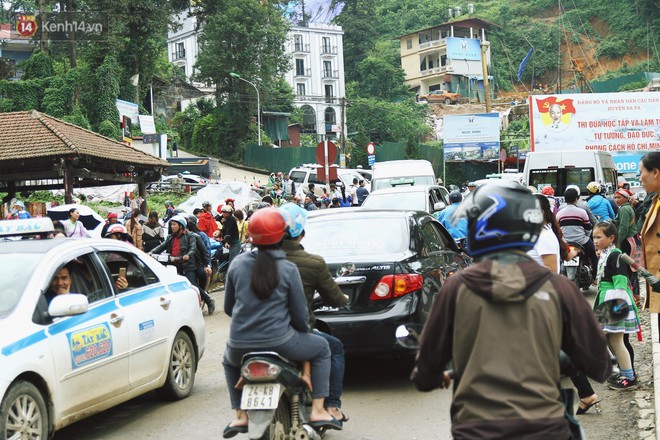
[308,417,342,431]
[223,423,248,438]
[326,407,349,422]
[576,399,602,415]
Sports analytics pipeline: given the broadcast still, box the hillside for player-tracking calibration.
[336,0,660,95]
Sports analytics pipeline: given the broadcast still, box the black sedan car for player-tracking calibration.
[301,208,471,355]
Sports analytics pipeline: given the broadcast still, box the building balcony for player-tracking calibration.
[292,43,310,53]
[418,39,445,51]
[420,65,453,77]
[321,45,338,55]
[322,69,339,79]
[295,68,312,78]
[324,95,335,103]
[172,49,186,61]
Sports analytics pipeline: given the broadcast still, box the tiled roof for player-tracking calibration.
[0,110,168,167]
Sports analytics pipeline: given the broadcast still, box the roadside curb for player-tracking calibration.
[652,312,660,440]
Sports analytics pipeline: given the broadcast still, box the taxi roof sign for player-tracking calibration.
[0,218,54,237]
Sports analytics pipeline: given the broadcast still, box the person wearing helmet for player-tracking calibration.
[105,223,134,245]
[150,215,198,285]
[186,214,216,314]
[557,187,598,273]
[8,200,31,219]
[222,208,339,436]
[434,190,467,241]
[557,184,597,225]
[411,181,611,439]
[220,204,241,268]
[586,181,615,222]
[279,203,349,423]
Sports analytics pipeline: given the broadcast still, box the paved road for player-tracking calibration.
[54,287,453,439]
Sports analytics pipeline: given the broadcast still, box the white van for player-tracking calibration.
[523,151,617,196]
[371,159,437,191]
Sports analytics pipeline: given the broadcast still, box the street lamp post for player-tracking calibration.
[230,72,261,146]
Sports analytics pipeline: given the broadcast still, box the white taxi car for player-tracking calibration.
[0,218,206,439]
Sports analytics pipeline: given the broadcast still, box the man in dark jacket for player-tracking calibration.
[279,203,349,423]
[412,181,611,439]
[150,215,198,284]
[187,214,215,314]
[220,205,241,268]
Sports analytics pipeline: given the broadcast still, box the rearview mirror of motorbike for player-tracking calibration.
[395,324,423,349]
[593,298,630,325]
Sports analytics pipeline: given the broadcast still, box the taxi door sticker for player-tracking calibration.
[67,323,113,369]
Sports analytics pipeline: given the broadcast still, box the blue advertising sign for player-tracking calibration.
[368,154,376,166]
[446,37,481,61]
[612,152,645,174]
[443,113,500,160]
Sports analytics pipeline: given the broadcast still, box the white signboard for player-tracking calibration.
[138,115,156,134]
[116,99,139,125]
[443,113,500,160]
[529,92,660,174]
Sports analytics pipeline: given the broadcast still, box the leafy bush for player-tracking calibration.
[98,120,121,139]
[21,51,54,80]
[596,37,628,59]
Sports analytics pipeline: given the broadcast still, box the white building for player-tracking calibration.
[283,23,346,142]
[167,14,346,142]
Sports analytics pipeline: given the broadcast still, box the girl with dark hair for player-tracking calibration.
[125,208,143,250]
[142,211,164,252]
[221,208,338,437]
[529,194,601,413]
[593,221,641,390]
[62,208,90,238]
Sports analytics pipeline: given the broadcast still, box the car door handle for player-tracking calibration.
[109,313,124,327]
[335,276,366,285]
[160,297,171,310]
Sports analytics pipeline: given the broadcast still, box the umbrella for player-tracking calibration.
[47,204,104,237]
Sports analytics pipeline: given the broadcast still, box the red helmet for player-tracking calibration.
[248,208,287,245]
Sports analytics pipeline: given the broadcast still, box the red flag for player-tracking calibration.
[557,99,576,115]
[536,96,557,113]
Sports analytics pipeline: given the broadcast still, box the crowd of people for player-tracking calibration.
[252,171,370,211]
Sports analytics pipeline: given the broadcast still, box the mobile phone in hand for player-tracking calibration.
[119,267,127,278]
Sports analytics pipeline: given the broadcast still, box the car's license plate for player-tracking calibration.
[240,383,281,410]
[564,258,579,267]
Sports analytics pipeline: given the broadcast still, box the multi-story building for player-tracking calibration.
[283,23,346,142]
[0,23,36,79]
[167,15,346,143]
[399,18,493,102]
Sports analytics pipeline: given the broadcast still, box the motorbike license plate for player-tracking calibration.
[564,257,579,267]
[240,383,281,410]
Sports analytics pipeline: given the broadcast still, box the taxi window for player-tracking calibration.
[65,254,108,303]
[98,251,159,292]
[0,254,41,316]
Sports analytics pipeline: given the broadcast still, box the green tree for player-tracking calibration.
[193,0,290,157]
[354,56,410,100]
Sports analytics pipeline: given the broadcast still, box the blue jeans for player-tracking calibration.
[223,331,330,409]
[314,330,344,409]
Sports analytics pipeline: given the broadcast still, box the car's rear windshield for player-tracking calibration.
[303,217,408,257]
[363,192,426,211]
[0,254,43,315]
[372,176,435,191]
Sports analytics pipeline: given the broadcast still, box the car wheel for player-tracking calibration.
[444,98,452,105]
[419,98,428,103]
[157,330,197,400]
[0,381,49,440]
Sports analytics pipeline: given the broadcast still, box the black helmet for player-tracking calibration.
[450,181,543,257]
[187,214,198,227]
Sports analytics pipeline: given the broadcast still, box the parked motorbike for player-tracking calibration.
[562,242,593,290]
[395,299,626,440]
[238,351,326,440]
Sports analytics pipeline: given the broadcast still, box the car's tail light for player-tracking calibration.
[242,360,282,381]
[370,274,423,300]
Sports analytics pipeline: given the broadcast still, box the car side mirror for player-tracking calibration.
[48,293,89,317]
[433,202,446,211]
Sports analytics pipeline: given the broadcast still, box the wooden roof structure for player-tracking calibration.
[0,110,168,203]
